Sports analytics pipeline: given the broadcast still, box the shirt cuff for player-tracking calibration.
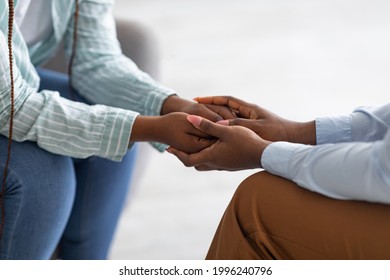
[315,115,352,145]
[261,141,304,179]
[143,88,176,117]
[99,109,137,161]
[150,142,168,152]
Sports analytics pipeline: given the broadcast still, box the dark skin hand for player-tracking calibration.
[161,95,235,122]
[129,95,235,154]
[130,112,215,154]
[167,115,271,171]
[194,96,317,145]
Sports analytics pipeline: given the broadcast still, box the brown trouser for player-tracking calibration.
[206,171,390,260]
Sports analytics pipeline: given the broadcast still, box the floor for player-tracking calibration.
[109,0,390,259]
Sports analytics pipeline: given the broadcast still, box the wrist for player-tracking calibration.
[287,120,316,145]
[161,95,192,115]
[258,140,272,168]
[130,115,161,143]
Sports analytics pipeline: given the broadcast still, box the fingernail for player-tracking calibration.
[187,115,202,127]
[216,120,229,126]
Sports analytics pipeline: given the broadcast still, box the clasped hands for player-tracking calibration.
[163,96,281,171]
[131,95,316,171]
[166,95,316,171]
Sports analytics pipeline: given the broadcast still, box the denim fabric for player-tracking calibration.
[0,136,76,259]
[0,69,137,259]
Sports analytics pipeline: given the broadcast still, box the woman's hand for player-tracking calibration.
[167,115,271,171]
[130,112,215,154]
[161,95,235,122]
[195,96,316,145]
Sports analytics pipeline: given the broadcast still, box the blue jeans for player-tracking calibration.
[0,69,137,259]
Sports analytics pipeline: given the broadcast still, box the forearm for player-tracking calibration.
[161,95,190,115]
[351,104,390,141]
[130,115,162,143]
[1,90,135,161]
[261,131,390,204]
[2,23,134,160]
[66,0,175,117]
[286,120,316,145]
[71,54,175,115]
[315,103,390,145]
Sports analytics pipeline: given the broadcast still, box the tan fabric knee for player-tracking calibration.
[206,171,390,260]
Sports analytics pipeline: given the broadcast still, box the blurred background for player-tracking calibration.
[110,0,390,259]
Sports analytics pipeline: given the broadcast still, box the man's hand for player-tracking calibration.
[130,112,215,154]
[167,115,271,171]
[161,95,236,122]
[195,96,316,145]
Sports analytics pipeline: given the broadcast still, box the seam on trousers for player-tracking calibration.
[246,230,331,260]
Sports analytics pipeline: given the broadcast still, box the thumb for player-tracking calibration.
[187,115,227,138]
[216,119,229,126]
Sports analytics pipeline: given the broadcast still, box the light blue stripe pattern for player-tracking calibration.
[0,0,174,161]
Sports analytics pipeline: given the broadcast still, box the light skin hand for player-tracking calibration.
[194,96,317,145]
[167,115,271,171]
[130,112,215,154]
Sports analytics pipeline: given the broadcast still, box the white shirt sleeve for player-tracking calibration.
[316,103,390,144]
[261,104,390,204]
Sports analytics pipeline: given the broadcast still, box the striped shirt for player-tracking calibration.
[0,0,174,161]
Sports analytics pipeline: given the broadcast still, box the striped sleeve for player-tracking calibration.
[1,4,136,161]
[3,88,136,161]
[63,0,175,122]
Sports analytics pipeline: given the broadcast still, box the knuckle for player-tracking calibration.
[181,157,194,167]
[213,114,223,122]
[230,119,237,126]
[195,166,206,171]
[202,119,212,131]
[181,158,191,167]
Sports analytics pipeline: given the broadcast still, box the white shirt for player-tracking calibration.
[15,0,53,47]
[262,104,390,204]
